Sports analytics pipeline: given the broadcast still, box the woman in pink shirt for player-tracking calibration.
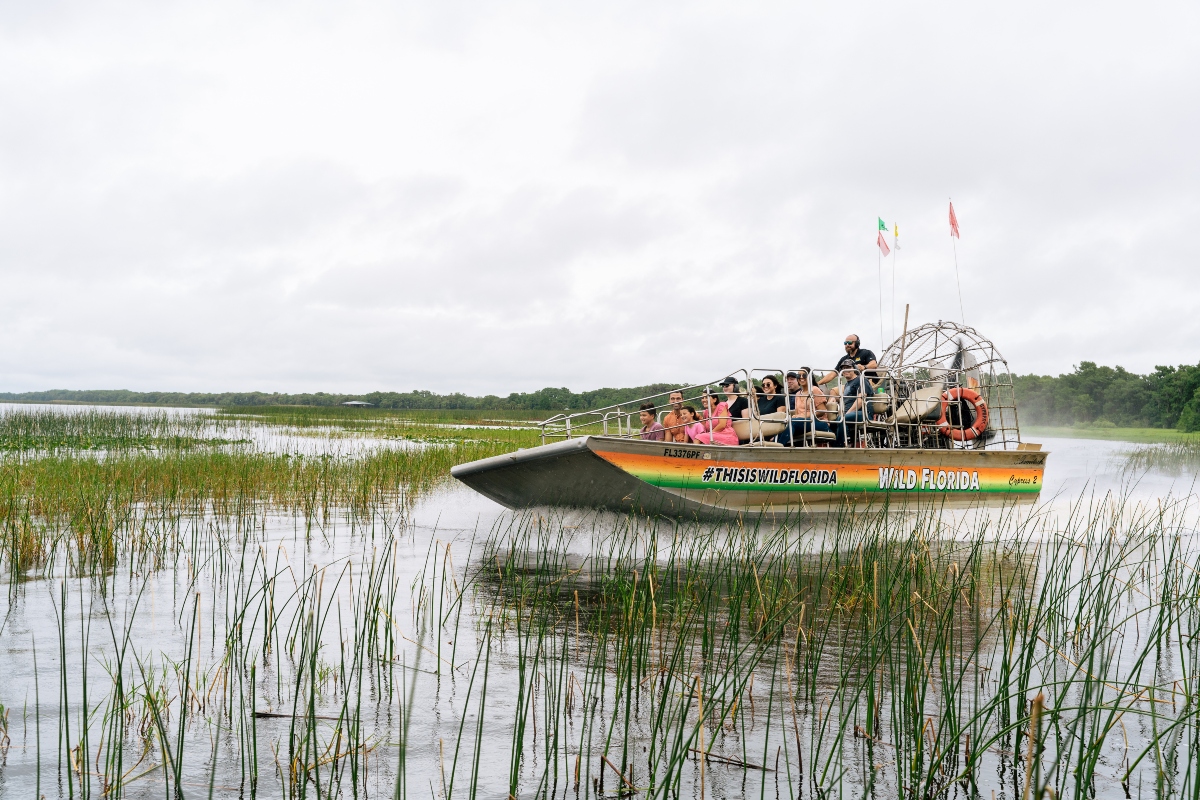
[693,393,739,446]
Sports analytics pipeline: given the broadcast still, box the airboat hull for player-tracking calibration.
[451,437,1048,518]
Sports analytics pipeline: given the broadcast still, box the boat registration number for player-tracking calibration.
[662,448,702,459]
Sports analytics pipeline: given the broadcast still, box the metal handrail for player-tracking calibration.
[538,364,1024,450]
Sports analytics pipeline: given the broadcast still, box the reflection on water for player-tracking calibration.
[0,433,1198,798]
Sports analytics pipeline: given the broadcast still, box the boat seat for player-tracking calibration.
[783,428,837,446]
[867,393,894,416]
[890,382,945,424]
[732,412,787,442]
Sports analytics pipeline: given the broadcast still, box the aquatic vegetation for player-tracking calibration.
[0,440,513,573]
[0,406,244,453]
[1124,438,1200,476]
[455,497,1200,798]
[4,482,1200,797]
[217,404,541,432]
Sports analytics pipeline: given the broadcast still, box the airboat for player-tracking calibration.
[452,322,1049,517]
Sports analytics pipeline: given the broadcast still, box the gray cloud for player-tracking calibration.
[0,0,1196,395]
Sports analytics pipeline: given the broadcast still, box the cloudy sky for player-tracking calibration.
[1,1,1196,395]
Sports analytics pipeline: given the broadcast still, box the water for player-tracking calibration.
[0,423,1197,798]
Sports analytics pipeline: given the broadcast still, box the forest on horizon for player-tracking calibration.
[4,361,1200,431]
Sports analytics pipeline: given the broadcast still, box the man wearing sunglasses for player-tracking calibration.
[817,334,878,387]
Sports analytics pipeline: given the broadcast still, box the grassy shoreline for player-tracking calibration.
[1025,425,1200,443]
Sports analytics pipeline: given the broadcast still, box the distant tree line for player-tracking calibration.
[1014,361,1200,431]
[5,363,1200,430]
[0,384,680,413]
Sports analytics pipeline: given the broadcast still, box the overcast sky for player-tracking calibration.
[1,1,1196,395]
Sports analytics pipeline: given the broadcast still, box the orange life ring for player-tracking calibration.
[936,388,989,441]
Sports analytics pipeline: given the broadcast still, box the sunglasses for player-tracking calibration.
[844,341,856,346]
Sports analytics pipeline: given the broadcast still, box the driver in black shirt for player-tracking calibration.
[817,334,878,387]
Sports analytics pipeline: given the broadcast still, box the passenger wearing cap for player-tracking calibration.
[776,369,831,446]
[823,356,857,409]
[721,377,751,420]
[833,362,868,447]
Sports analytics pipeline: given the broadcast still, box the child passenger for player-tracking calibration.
[638,402,665,440]
[693,392,739,445]
[677,406,706,443]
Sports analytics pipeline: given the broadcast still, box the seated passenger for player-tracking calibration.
[721,377,750,419]
[638,402,665,440]
[661,391,690,442]
[754,375,787,417]
[677,405,705,443]
[824,357,857,406]
[693,392,739,446]
[833,363,868,447]
[777,369,831,446]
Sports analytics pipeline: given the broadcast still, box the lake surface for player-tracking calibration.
[1,414,1197,799]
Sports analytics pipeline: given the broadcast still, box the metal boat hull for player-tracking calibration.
[450,437,1049,517]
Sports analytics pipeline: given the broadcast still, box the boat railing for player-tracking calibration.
[537,364,1023,449]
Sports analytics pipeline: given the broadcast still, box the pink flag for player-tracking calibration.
[949,202,961,239]
[877,230,891,256]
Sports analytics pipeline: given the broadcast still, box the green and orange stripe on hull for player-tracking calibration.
[594,448,1043,496]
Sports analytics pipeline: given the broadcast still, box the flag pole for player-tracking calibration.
[891,224,898,343]
[952,236,966,324]
[877,240,885,349]
[950,198,966,325]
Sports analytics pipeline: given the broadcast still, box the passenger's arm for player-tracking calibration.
[848,385,864,414]
[863,360,881,389]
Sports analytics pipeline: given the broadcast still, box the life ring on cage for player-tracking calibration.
[936,388,989,441]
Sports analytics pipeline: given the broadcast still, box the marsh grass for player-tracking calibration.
[0,440,514,576]
[1027,425,1200,445]
[217,405,541,430]
[0,407,246,453]
[430,495,1200,798]
[1124,438,1200,476]
[6,486,1200,798]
